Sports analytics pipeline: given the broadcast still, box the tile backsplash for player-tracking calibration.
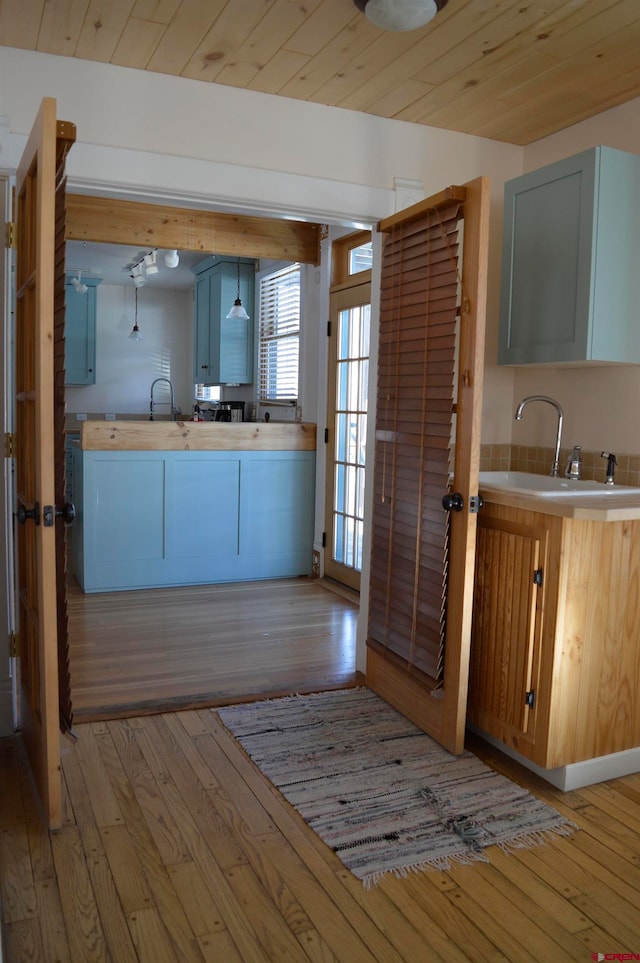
[480,445,640,488]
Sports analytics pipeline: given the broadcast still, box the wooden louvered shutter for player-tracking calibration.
[366,179,490,755]
[368,196,462,682]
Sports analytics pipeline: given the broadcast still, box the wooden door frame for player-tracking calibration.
[0,175,14,737]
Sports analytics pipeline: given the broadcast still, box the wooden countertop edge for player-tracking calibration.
[479,485,640,521]
[80,421,317,452]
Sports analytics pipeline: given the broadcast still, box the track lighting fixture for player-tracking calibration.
[353,0,448,31]
[70,270,88,294]
[128,288,143,341]
[143,250,159,275]
[127,248,179,282]
[130,263,146,287]
[226,259,250,321]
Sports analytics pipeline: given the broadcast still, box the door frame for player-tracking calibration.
[0,174,15,737]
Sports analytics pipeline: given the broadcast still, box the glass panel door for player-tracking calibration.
[325,281,371,590]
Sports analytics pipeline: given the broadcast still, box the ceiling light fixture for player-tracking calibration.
[353,0,448,31]
[129,288,143,341]
[143,249,159,276]
[164,249,180,269]
[130,263,146,287]
[226,259,250,321]
[70,270,88,294]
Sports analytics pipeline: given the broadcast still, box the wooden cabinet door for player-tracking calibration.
[468,513,547,750]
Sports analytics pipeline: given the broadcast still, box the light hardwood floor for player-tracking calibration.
[67,578,361,721]
[2,709,640,962]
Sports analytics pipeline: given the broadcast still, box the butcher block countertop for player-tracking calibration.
[79,420,317,452]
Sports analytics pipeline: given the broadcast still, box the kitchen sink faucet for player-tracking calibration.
[514,395,564,477]
[149,377,177,421]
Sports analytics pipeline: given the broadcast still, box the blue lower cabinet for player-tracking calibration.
[73,449,315,592]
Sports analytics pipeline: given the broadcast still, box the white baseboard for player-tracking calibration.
[467,725,640,790]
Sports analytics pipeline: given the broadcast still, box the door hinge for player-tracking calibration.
[322,531,326,548]
[9,633,16,658]
[327,320,332,337]
[324,427,329,444]
[525,689,536,708]
[4,432,15,458]
[533,568,543,586]
[5,221,16,249]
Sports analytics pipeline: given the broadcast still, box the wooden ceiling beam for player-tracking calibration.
[66,194,322,265]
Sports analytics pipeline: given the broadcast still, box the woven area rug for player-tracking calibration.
[217,687,577,887]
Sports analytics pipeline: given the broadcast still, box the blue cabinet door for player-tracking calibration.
[73,450,315,591]
[499,146,640,365]
[65,276,100,384]
[192,256,255,384]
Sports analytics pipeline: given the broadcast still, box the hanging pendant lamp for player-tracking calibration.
[129,287,143,341]
[226,259,250,320]
[353,0,448,31]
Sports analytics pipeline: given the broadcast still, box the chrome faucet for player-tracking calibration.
[514,395,564,477]
[149,378,177,421]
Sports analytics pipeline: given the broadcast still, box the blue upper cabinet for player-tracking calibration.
[499,146,640,365]
[65,275,101,385]
[192,255,255,384]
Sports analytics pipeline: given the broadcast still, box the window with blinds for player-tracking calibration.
[367,198,463,687]
[258,263,301,402]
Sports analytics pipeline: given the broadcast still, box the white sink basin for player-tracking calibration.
[478,471,639,498]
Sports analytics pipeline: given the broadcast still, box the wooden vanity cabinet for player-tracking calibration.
[469,499,640,769]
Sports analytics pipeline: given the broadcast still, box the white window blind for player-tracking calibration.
[258,264,300,402]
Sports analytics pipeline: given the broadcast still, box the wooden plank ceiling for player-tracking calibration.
[2,0,640,145]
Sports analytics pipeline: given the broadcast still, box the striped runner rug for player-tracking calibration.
[217,687,577,887]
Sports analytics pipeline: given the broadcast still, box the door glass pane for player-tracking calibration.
[331,303,370,573]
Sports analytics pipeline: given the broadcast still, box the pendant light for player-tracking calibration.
[226,259,250,320]
[353,0,448,31]
[129,288,143,341]
[164,249,180,268]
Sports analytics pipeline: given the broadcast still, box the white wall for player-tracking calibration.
[0,47,524,450]
[66,284,193,418]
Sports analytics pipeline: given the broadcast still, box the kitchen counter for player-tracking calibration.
[478,482,640,521]
[71,425,317,592]
[79,420,316,452]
